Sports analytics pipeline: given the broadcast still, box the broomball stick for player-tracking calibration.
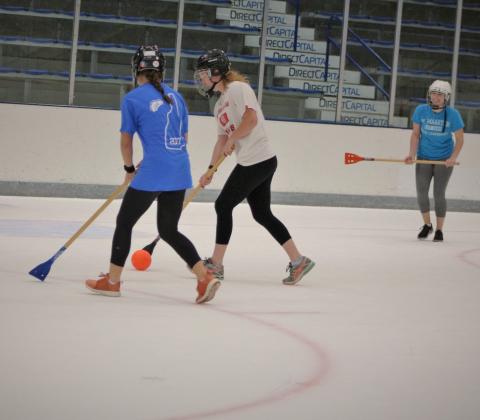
[29,181,129,281]
[344,152,460,166]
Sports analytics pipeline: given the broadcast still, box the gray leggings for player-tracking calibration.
[415,163,453,217]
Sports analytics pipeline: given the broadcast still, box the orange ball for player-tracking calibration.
[131,249,152,271]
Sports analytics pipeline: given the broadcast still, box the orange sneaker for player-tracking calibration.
[196,271,221,304]
[85,273,121,297]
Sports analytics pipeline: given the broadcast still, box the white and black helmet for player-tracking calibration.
[196,49,231,77]
[427,80,452,109]
[131,45,166,84]
[194,49,231,97]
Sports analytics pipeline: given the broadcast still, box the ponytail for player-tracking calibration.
[143,70,173,104]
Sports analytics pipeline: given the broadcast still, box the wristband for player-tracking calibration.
[124,164,135,173]
[208,165,217,172]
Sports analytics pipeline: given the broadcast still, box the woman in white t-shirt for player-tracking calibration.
[194,49,315,285]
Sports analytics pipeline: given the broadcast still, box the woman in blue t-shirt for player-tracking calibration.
[405,80,464,242]
[85,45,220,304]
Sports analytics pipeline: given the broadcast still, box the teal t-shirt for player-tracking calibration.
[412,104,464,160]
[120,83,192,191]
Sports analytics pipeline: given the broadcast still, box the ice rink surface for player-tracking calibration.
[1,195,479,420]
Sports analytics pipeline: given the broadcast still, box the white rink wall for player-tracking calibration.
[1,103,479,200]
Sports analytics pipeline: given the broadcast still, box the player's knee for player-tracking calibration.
[158,226,177,243]
[251,209,272,226]
[215,197,233,216]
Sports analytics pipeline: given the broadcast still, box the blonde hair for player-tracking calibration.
[223,70,249,86]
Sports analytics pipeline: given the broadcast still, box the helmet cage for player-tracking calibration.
[193,68,215,97]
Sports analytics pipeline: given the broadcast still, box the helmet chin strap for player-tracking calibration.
[428,97,448,133]
[205,79,221,97]
[428,96,446,110]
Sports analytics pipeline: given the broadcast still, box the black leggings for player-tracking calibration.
[111,187,201,268]
[215,156,291,245]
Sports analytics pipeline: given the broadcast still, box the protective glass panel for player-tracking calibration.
[260,1,340,122]
[395,2,458,129]
[73,0,178,108]
[178,0,262,115]
[339,0,399,128]
[0,0,74,105]
[456,3,480,133]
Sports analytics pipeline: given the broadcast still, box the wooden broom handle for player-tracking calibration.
[182,154,227,209]
[64,181,129,249]
[372,158,460,165]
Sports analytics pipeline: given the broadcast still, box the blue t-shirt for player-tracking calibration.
[412,104,464,160]
[120,83,192,191]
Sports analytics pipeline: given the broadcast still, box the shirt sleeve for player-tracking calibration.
[231,82,258,115]
[412,105,422,125]
[449,108,464,132]
[120,97,136,135]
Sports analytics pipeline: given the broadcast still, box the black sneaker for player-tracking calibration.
[433,230,443,242]
[417,224,433,239]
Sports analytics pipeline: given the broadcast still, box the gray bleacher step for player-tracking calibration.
[230,0,287,14]
[229,22,315,40]
[0,37,291,65]
[265,50,340,68]
[216,8,296,26]
[320,110,409,128]
[217,3,315,40]
[289,79,375,99]
[305,97,389,115]
[245,35,327,54]
[0,69,129,85]
[389,116,409,128]
[275,66,360,84]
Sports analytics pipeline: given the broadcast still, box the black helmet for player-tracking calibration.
[131,45,165,81]
[196,49,231,77]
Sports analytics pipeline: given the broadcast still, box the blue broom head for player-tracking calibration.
[28,247,66,281]
[29,258,54,281]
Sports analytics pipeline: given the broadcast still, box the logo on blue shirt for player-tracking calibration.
[149,99,164,112]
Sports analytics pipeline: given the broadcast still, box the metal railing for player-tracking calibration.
[326,16,390,99]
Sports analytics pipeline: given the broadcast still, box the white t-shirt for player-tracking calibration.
[214,81,275,166]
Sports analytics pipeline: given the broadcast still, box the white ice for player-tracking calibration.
[0,196,479,420]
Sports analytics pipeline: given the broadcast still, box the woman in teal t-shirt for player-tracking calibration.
[405,80,464,242]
